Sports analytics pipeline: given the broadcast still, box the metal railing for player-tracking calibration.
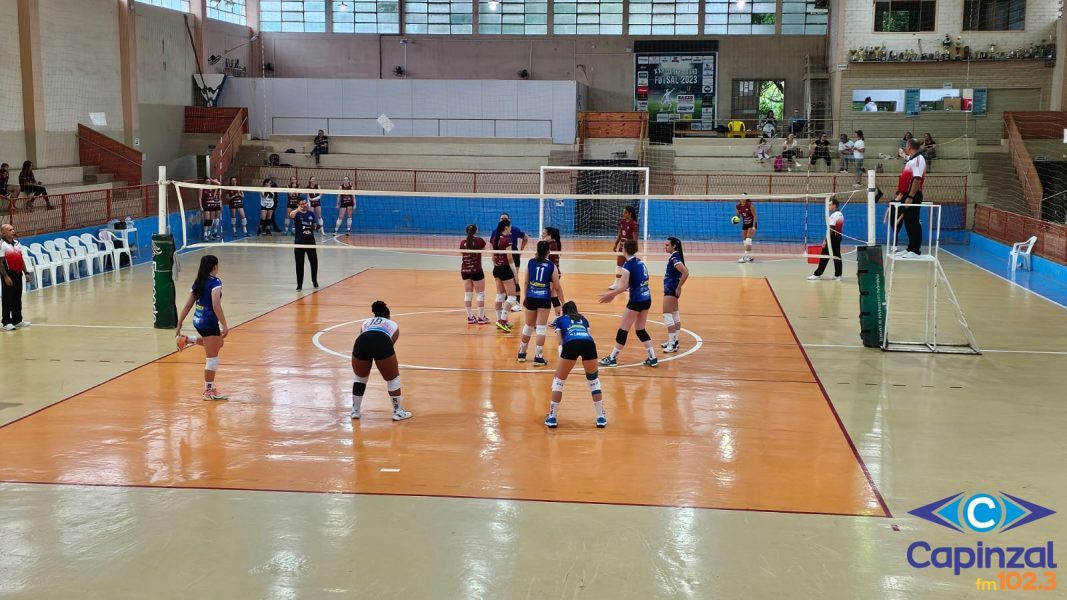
[974,204,1067,264]
[2,183,157,237]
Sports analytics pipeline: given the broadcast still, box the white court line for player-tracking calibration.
[942,247,1067,311]
[380,468,401,473]
[31,323,158,330]
[311,308,703,373]
[803,343,1067,356]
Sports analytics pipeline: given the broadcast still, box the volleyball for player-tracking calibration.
[731,216,741,225]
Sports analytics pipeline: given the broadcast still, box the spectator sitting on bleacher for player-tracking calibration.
[781,134,799,172]
[311,130,329,165]
[788,109,807,136]
[759,111,777,138]
[897,132,914,159]
[837,134,854,173]
[921,133,937,171]
[0,163,11,210]
[19,160,52,210]
[809,133,831,172]
[756,136,771,163]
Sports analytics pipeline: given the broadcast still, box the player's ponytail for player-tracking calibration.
[624,205,637,220]
[371,300,390,319]
[192,254,219,297]
[536,240,551,261]
[465,224,477,248]
[667,236,685,263]
[562,300,582,322]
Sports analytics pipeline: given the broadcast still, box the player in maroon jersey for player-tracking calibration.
[307,176,324,233]
[542,227,563,322]
[490,219,518,332]
[284,175,301,235]
[225,176,247,236]
[336,175,355,235]
[608,206,638,290]
[200,176,222,241]
[736,194,758,262]
[460,224,490,325]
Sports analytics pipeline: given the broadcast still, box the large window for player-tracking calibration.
[628,0,699,36]
[553,0,623,34]
[732,79,784,123]
[479,0,548,34]
[781,0,827,35]
[207,0,247,24]
[260,1,327,32]
[404,0,473,33]
[136,0,190,12]
[332,0,400,32]
[705,0,776,35]
[963,0,1025,31]
[874,0,936,32]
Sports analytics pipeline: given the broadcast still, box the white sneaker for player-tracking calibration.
[2,324,14,331]
[15,320,30,328]
[510,304,523,313]
[392,409,413,421]
[737,257,746,263]
[899,251,921,259]
[607,283,619,290]
[807,275,821,280]
[350,408,361,420]
[746,256,755,263]
[833,276,843,281]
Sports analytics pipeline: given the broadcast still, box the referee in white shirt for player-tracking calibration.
[0,224,31,330]
[809,199,844,280]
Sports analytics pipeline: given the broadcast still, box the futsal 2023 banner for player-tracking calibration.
[634,54,717,130]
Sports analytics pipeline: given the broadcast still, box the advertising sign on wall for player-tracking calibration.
[635,54,717,131]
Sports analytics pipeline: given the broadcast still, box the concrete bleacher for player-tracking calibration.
[7,165,125,197]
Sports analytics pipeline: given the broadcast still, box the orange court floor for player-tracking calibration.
[0,269,886,517]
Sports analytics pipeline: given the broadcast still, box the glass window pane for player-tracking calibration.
[136,0,191,12]
[556,0,623,34]
[261,0,325,31]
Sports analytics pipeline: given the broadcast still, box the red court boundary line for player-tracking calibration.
[0,479,890,519]
[0,267,372,432]
[763,277,893,518]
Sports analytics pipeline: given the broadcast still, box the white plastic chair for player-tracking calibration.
[70,236,105,274]
[99,230,132,269]
[1009,235,1038,273]
[81,233,113,271]
[24,254,42,290]
[56,238,92,277]
[28,244,62,286]
[43,240,78,282]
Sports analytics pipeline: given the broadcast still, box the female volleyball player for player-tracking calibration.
[336,175,355,235]
[176,254,229,400]
[608,206,638,290]
[542,227,563,322]
[285,175,301,235]
[496,212,528,313]
[598,239,657,367]
[661,237,689,353]
[460,224,489,325]
[545,301,605,429]
[258,178,276,236]
[307,176,324,233]
[518,240,564,367]
[351,300,412,421]
[289,198,320,290]
[200,176,222,241]
[491,219,518,332]
[226,176,247,236]
[736,194,757,262]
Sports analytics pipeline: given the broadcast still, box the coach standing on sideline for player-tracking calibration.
[894,138,926,258]
[289,198,320,291]
[0,224,31,331]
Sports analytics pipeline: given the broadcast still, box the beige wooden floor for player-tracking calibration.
[1,239,1065,599]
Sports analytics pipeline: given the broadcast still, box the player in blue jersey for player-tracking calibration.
[541,227,563,322]
[175,255,230,400]
[661,237,689,353]
[518,241,564,367]
[545,301,605,428]
[598,239,658,367]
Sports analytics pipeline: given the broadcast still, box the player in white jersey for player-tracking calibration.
[350,300,412,421]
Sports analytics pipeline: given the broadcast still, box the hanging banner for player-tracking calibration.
[971,88,988,117]
[904,88,921,117]
[635,53,717,131]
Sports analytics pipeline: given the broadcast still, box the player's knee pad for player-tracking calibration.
[551,377,566,392]
[615,329,628,345]
[386,376,402,392]
[476,292,485,302]
[205,357,219,371]
[495,293,507,304]
[506,295,517,306]
[744,238,753,247]
[636,329,651,342]
[464,292,473,303]
[662,313,675,327]
[585,370,599,381]
[352,375,368,396]
[551,297,561,307]
[586,375,602,395]
[522,325,534,337]
[535,325,547,337]
[672,311,680,324]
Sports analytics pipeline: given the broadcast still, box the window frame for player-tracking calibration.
[135,0,191,13]
[206,0,248,25]
[961,0,1026,32]
[873,0,937,33]
[260,1,328,33]
[332,0,401,34]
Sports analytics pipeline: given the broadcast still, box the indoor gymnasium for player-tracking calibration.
[1,0,1066,598]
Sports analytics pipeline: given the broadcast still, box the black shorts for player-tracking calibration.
[230,200,243,209]
[626,299,653,312]
[461,271,485,282]
[352,331,395,361]
[524,297,552,311]
[663,285,678,298]
[742,223,756,231]
[560,339,598,361]
[339,197,355,208]
[511,253,521,268]
[195,325,221,337]
[492,265,515,281]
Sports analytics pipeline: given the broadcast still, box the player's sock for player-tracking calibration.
[241,218,247,233]
[593,399,605,418]
[465,306,473,318]
[535,345,543,358]
[204,381,214,391]
[231,217,237,232]
[318,218,325,231]
[549,401,560,418]
[499,308,507,321]
[345,217,353,232]
[518,341,529,354]
[609,346,621,360]
[647,347,656,359]
[335,218,342,232]
[669,332,678,345]
[352,393,364,414]
[186,334,199,345]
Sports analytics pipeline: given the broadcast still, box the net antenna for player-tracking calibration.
[882,201,980,354]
